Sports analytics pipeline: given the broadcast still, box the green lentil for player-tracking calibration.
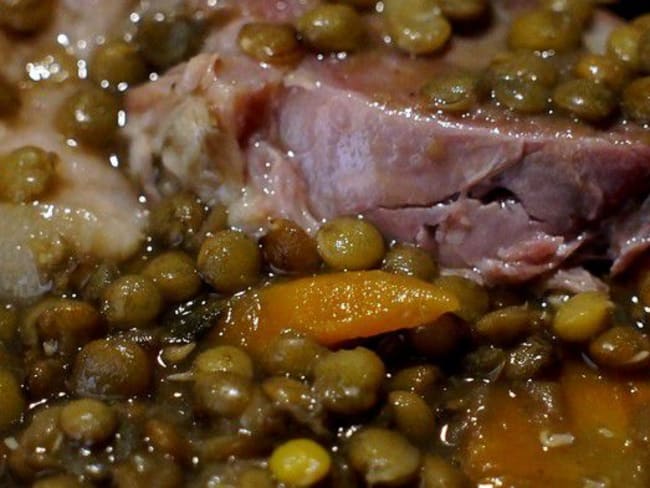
[261,219,321,274]
[238,22,302,65]
[142,251,201,303]
[101,274,162,329]
[137,12,203,71]
[313,347,385,414]
[297,4,364,53]
[508,9,581,52]
[622,77,650,124]
[59,398,118,446]
[316,217,385,271]
[197,230,262,293]
[56,85,120,147]
[347,428,421,486]
[421,72,482,113]
[552,79,617,122]
[0,146,57,203]
[384,0,452,55]
[90,40,148,88]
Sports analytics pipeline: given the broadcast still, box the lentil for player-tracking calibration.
[261,218,321,274]
[347,428,421,486]
[137,12,202,71]
[71,339,152,398]
[238,22,302,65]
[622,77,650,124]
[316,216,385,271]
[56,85,120,147]
[0,146,57,203]
[142,251,201,303]
[297,5,364,53]
[90,40,147,88]
[197,230,262,293]
[313,347,385,414]
[552,79,617,122]
[101,274,162,328]
[384,0,452,55]
[59,398,118,445]
[269,439,331,487]
[553,292,612,342]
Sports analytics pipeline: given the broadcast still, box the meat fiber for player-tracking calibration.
[125,0,650,284]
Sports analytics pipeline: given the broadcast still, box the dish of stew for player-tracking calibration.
[0,0,650,486]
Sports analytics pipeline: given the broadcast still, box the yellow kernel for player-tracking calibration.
[269,438,331,486]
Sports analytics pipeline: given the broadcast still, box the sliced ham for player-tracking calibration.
[124,0,650,284]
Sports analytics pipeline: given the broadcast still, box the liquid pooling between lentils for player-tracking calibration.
[0,1,649,487]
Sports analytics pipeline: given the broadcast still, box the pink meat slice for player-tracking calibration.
[124,0,650,283]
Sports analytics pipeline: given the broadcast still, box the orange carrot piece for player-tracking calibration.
[212,270,458,353]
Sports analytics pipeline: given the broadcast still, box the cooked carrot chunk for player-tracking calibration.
[213,270,458,352]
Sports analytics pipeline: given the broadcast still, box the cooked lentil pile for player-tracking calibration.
[0,1,650,487]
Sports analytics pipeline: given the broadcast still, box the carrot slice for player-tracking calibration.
[212,270,458,353]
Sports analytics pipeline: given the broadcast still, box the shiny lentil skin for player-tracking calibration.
[313,347,385,414]
[347,428,421,486]
[149,192,206,249]
[488,51,558,87]
[193,345,254,379]
[260,333,327,378]
[384,0,452,55]
[59,398,118,446]
[589,326,650,371]
[137,12,202,71]
[420,455,470,488]
[0,146,57,203]
[438,0,488,22]
[607,24,643,69]
[261,219,321,274]
[238,22,302,65]
[32,474,87,488]
[622,77,650,124]
[71,339,152,398]
[56,85,120,147]
[142,251,201,303]
[382,243,438,281]
[508,9,580,52]
[552,79,617,122]
[316,217,385,271]
[493,78,550,114]
[388,390,436,443]
[297,5,364,53]
[90,40,147,88]
[101,274,162,329]
[193,371,254,418]
[269,439,331,487]
[573,53,629,91]
[421,72,482,113]
[197,230,262,293]
[553,292,612,342]
[474,305,534,345]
